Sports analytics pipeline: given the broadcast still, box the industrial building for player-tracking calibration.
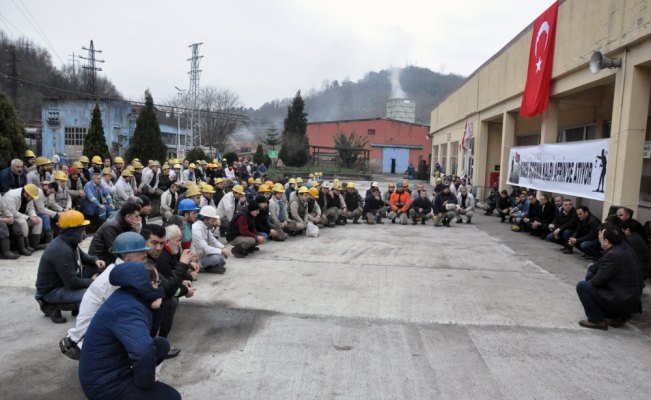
[41,98,190,161]
[428,0,651,222]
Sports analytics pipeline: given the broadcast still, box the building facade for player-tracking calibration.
[429,0,651,222]
[306,118,430,174]
[41,98,190,161]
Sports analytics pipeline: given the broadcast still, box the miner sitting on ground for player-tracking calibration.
[576,224,644,330]
[226,202,266,258]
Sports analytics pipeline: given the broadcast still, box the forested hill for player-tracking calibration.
[0,32,121,125]
[247,66,465,127]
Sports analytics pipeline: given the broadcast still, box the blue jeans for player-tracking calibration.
[37,213,51,232]
[42,286,87,304]
[86,203,115,221]
[576,280,618,323]
[120,337,181,400]
[546,229,573,245]
[576,239,601,257]
[200,254,225,268]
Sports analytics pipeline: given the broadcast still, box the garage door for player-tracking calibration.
[382,147,410,174]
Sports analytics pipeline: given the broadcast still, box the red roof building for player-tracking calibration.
[306,118,430,174]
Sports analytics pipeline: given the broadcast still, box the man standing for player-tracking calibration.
[576,224,643,329]
[35,210,104,323]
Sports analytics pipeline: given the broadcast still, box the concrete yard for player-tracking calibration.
[1,177,650,399]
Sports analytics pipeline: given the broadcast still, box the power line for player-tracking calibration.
[186,42,203,148]
[0,12,26,37]
[79,40,105,98]
[11,0,64,65]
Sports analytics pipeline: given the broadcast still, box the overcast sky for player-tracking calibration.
[1,0,556,108]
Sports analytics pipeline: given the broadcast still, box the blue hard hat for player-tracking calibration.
[178,198,200,213]
[111,232,150,254]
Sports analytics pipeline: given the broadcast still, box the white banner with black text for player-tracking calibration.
[507,139,609,201]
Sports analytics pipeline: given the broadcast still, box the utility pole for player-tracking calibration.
[79,40,105,98]
[68,52,78,88]
[186,42,203,149]
[4,45,20,104]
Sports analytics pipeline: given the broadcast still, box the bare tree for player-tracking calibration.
[199,86,242,153]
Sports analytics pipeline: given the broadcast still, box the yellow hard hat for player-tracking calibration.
[288,178,297,184]
[247,177,254,184]
[212,159,219,163]
[214,177,225,185]
[216,163,222,168]
[23,183,39,199]
[186,185,202,197]
[35,156,52,166]
[121,169,133,177]
[189,163,196,169]
[58,210,90,229]
[125,165,135,172]
[333,183,342,191]
[346,182,356,189]
[258,184,270,193]
[264,180,273,187]
[53,171,68,181]
[296,177,303,183]
[184,181,196,189]
[254,178,262,184]
[114,156,124,164]
[197,181,206,188]
[92,156,102,164]
[232,185,245,195]
[151,160,161,167]
[133,158,141,163]
[402,180,409,188]
[308,187,319,198]
[272,183,285,193]
[173,163,182,169]
[201,184,216,194]
[332,178,340,185]
[133,162,143,170]
[298,186,309,194]
[206,163,214,169]
[24,149,35,158]
[388,182,396,187]
[101,167,113,175]
[162,163,169,170]
[79,156,90,163]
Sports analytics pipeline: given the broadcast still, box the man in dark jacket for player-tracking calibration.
[520,193,541,232]
[532,195,559,238]
[409,189,433,225]
[343,182,364,224]
[79,262,180,400]
[576,224,644,330]
[546,199,578,245]
[363,187,385,224]
[496,190,513,222]
[433,185,457,227]
[0,159,27,194]
[621,220,651,280]
[565,206,601,257]
[35,210,105,323]
[88,202,142,265]
[226,202,265,258]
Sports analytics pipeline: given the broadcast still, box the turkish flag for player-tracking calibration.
[520,1,559,117]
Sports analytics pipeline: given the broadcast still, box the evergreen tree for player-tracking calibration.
[253,143,265,165]
[185,147,209,163]
[279,91,309,167]
[0,90,27,168]
[223,152,238,167]
[83,103,110,160]
[126,90,168,162]
[334,131,369,167]
[264,127,280,149]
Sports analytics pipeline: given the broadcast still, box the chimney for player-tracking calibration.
[386,98,415,123]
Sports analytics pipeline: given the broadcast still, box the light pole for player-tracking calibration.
[174,86,185,159]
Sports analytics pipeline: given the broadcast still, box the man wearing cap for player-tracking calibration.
[0,159,27,194]
[81,170,115,221]
[66,166,86,206]
[53,171,73,210]
[160,182,180,224]
[388,182,412,225]
[216,184,248,236]
[213,177,227,206]
[32,181,62,244]
[114,169,136,209]
[287,186,310,233]
[88,156,104,177]
[192,206,229,273]
[199,184,216,208]
[182,163,196,184]
[343,182,364,224]
[3,183,45,251]
[112,156,125,180]
[141,161,163,197]
[100,167,117,198]
[35,210,105,323]
[59,231,150,359]
[226,202,266,258]
[268,183,289,239]
[27,156,53,186]
[23,149,37,172]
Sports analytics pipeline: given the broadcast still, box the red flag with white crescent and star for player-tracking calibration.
[520,1,559,117]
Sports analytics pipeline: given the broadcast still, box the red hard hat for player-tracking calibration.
[69,167,78,175]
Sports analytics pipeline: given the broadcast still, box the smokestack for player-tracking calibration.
[386,98,415,123]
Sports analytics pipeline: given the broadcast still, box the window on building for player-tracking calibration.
[440,143,448,174]
[450,141,459,175]
[557,125,597,142]
[64,127,87,146]
[367,129,376,136]
[517,134,540,146]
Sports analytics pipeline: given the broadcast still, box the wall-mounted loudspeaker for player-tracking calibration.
[589,51,622,74]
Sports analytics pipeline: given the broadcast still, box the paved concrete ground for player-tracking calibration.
[1,176,650,399]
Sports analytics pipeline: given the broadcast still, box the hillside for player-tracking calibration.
[247,66,465,127]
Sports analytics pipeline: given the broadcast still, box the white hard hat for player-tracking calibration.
[199,205,219,218]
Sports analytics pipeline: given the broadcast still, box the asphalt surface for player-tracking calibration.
[1,176,650,400]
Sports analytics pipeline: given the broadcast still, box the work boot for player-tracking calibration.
[352,217,360,224]
[59,336,81,360]
[15,236,32,256]
[24,237,35,253]
[43,230,53,244]
[46,305,67,324]
[466,217,472,224]
[0,237,19,259]
[29,234,47,251]
[231,245,247,258]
